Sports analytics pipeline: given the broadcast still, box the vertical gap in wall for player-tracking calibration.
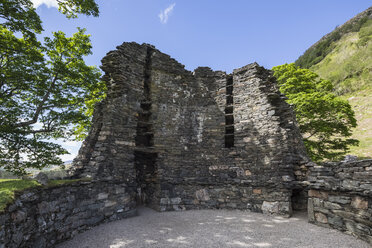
[136,47,153,148]
[134,46,157,207]
[225,75,234,148]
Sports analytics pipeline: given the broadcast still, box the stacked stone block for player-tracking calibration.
[307,160,372,244]
[0,181,136,248]
[71,42,309,216]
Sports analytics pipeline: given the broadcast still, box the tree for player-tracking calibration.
[0,0,103,175]
[272,63,359,161]
[0,0,98,39]
[72,81,106,141]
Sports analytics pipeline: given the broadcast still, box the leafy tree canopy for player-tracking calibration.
[272,63,359,161]
[0,0,42,40]
[0,0,104,175]
[0,0,99,40]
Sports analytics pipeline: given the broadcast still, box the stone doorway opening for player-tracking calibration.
[291,188,308,212]
[134,150,158,206]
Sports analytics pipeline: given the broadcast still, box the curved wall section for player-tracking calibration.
[307,160,372,244]
[0,181,136,248]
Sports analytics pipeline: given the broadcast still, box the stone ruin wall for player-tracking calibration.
[0,181,136,248]
[306,160,372,244]
[1,42,371,247]
[71,42,309,216]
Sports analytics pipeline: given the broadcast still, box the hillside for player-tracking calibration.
[295,6,372,159]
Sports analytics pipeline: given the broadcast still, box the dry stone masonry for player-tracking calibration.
[307,160,372,244]
[1,42,371,247]
[71,42,309,215]
[0,181,136,247]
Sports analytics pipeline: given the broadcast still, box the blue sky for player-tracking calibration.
[32,0,371,160]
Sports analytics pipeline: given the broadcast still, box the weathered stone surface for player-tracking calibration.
[35,172,49,185]
[307,159,372,244]
[328,215,343,228]
[10,210,26,223]
[262,201,279,214]
[351,196,368,210]
[0,181,136,248]
[69,42,309,215]
[323,201,342,210]
[307,198,315,222]
[253,189,262,195]
[97,193,109,200]
[328,195,351,204]
[343,155,358,162]
[195,189,210,201]
[244,170,252,176]
[315,212,328,224]
[309,190,328,199]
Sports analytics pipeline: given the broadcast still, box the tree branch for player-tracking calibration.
[27,128,55,134]
[14,73,59,127]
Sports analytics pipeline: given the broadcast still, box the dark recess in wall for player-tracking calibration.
[135,47,158,205]
[225,75,234,148]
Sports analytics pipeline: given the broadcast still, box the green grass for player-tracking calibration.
[310,19,372,95]
[295,14,370,68]
[307,19,372,159]
[340,88,372,159]
[0,178,90,212]
[0,179,40,212]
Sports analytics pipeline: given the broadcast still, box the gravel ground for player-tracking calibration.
[57,208,370,248]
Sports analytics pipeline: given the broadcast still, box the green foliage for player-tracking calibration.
[301,17,372,159]
[272,63,359,161]
[338,88,372,159]
[310,19,372,95]
[57,0,99,18]
[0,28,102,175]
[0,0,42,40]
[0,0,103,175]
[357,19,372,46]
[296,16,369,68]
[0,179,40,212]
[73,81,106,141]
[0,0,99,39]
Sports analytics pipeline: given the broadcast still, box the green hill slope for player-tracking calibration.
[295,7,372,158]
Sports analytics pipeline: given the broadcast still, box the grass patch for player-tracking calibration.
[0,178,90,212]
[308,19,372,159]
[341,88,372,159]
[310,28,372,95]
[296,16,369,68]
[0,179,40,212]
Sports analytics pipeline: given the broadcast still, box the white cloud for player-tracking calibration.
[31,0,58,9]
[159,3,176,24]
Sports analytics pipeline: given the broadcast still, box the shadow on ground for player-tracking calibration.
[57,207,369,248]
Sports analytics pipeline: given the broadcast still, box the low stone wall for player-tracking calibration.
[307,160,372,244]
[0,180,136,248]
